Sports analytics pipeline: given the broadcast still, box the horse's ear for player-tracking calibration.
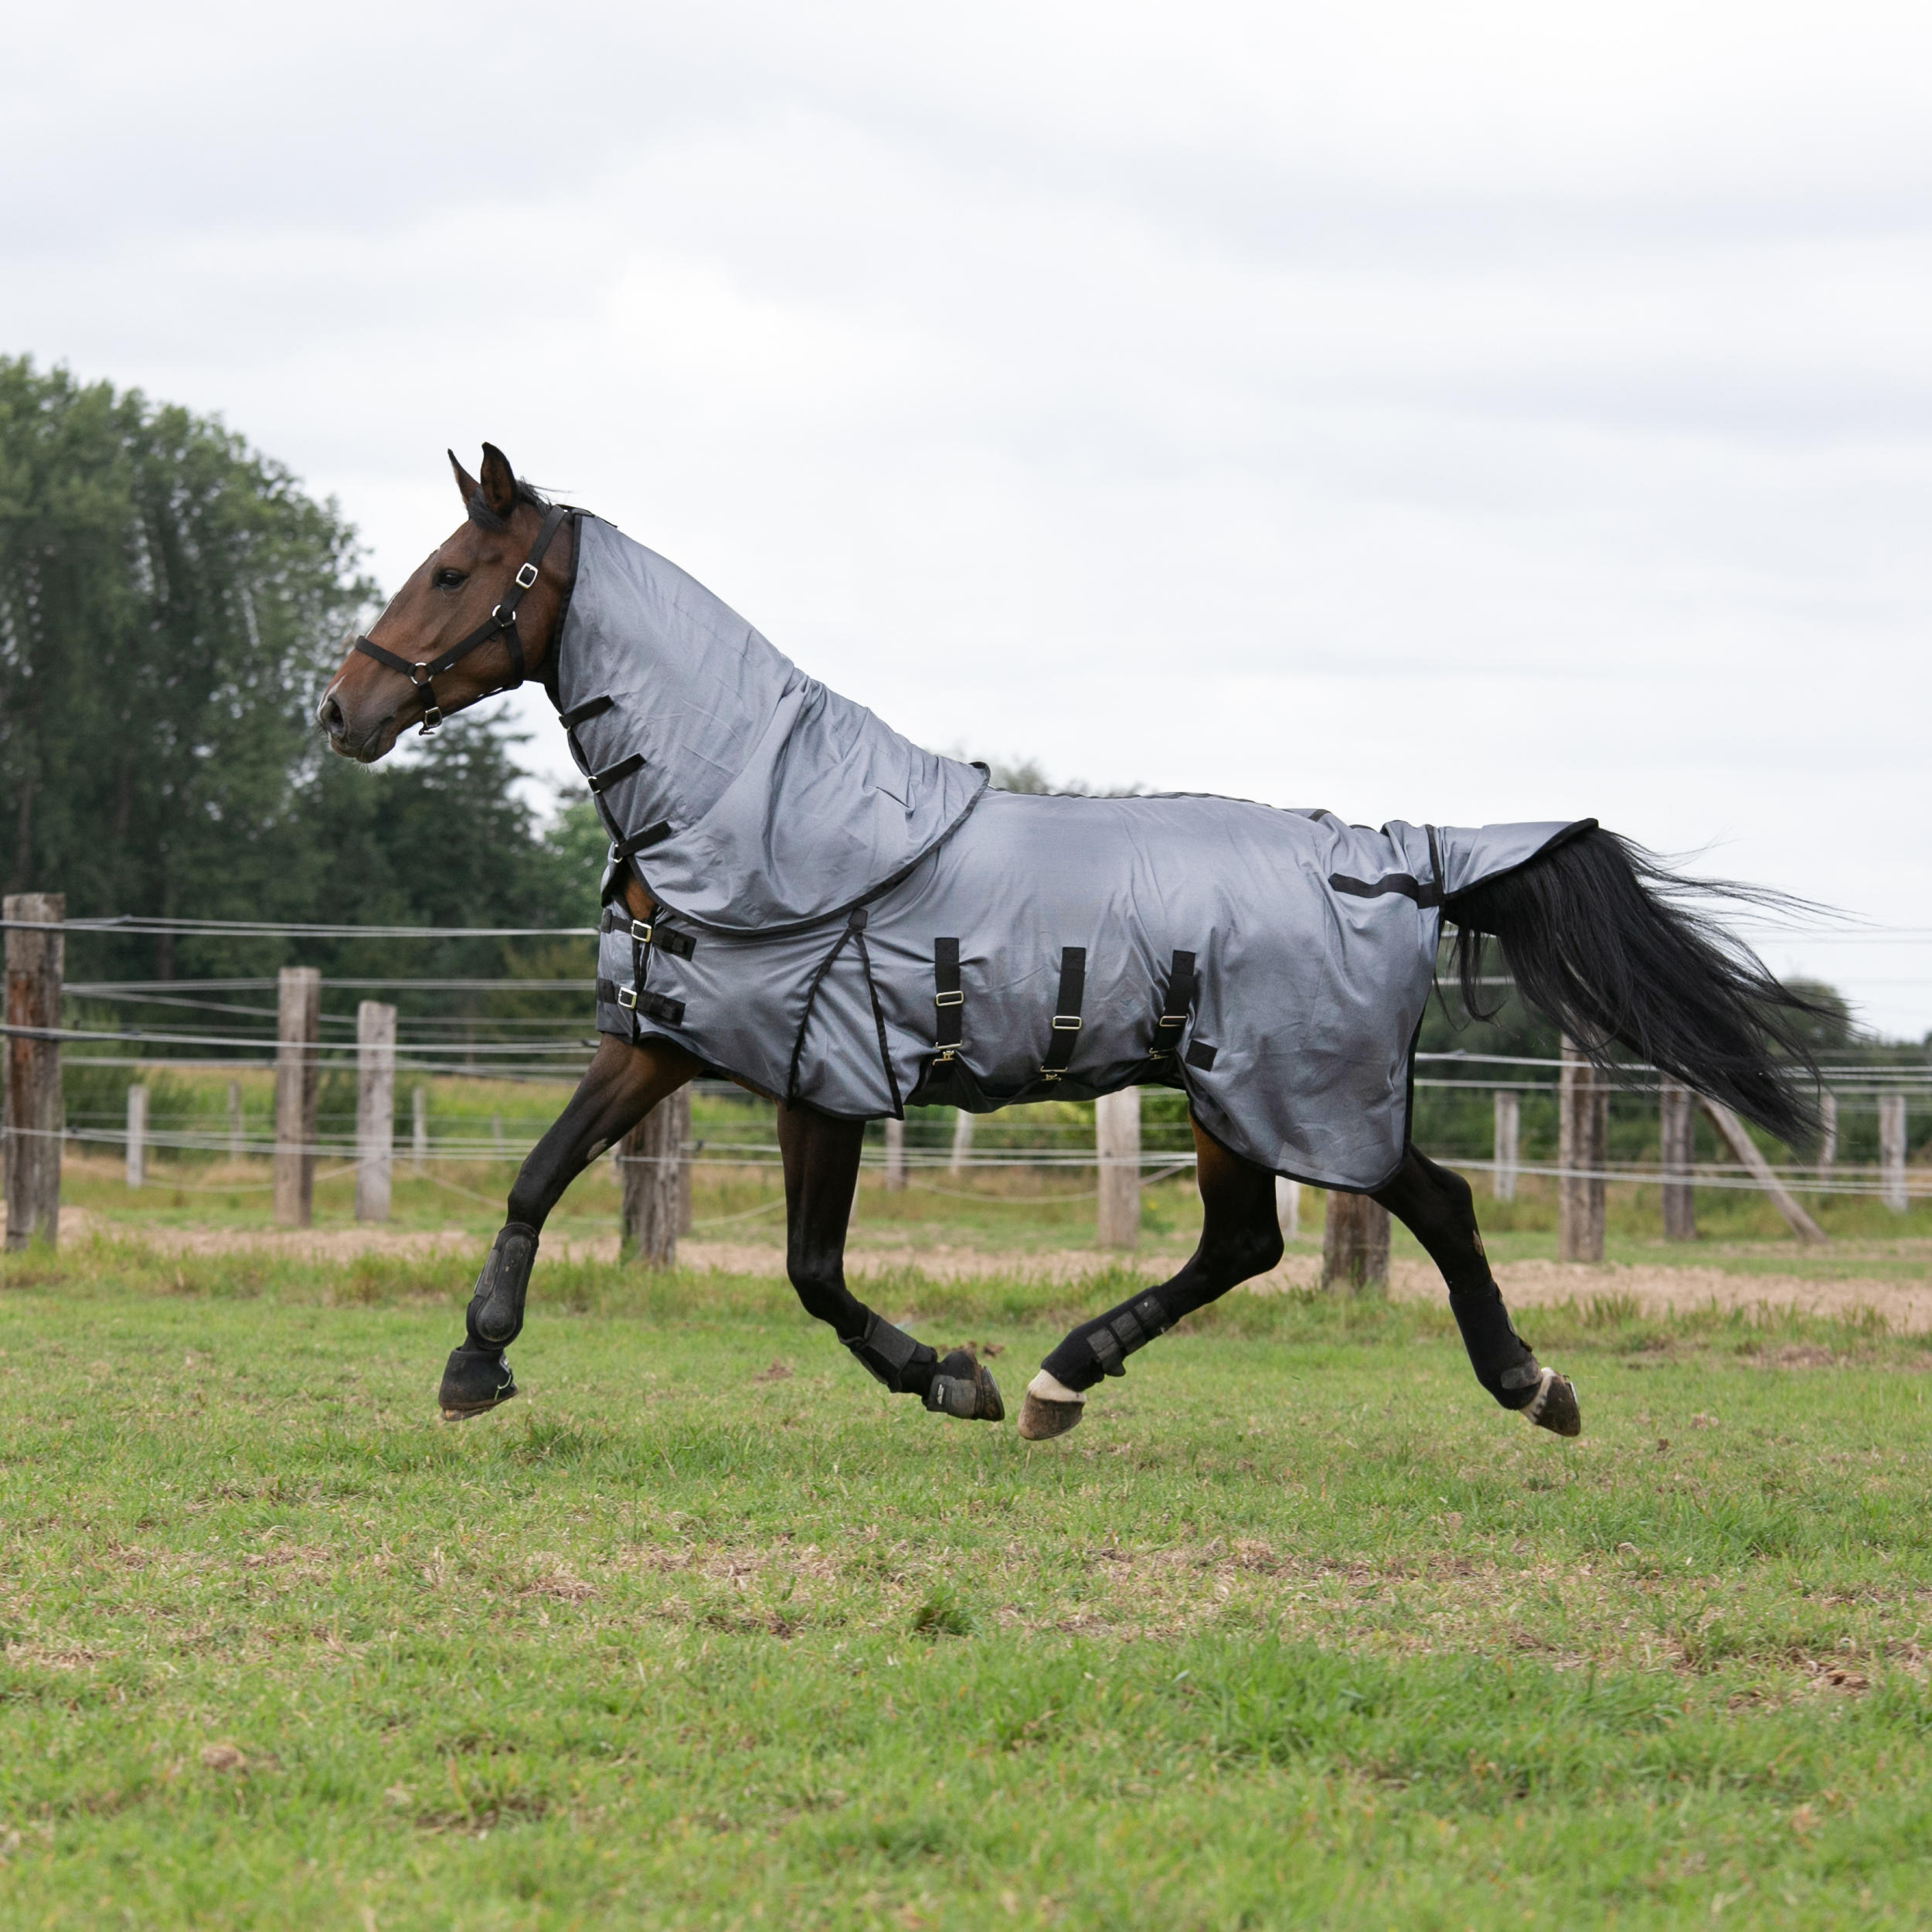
[478,443,519,521]
[448,448,481,508]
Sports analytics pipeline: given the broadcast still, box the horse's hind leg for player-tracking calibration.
[777,1103,1002,1422]
[1019,1118,1282,1440]
[1371,1146,1581,1437]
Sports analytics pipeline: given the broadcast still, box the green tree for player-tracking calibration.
[0,358,373,968]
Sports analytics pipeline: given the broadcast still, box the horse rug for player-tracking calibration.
[556,513,1582,1191]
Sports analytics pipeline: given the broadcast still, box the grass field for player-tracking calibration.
[2,1225,1930,1929]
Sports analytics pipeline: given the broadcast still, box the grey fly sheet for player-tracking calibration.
[560,514,1580,1191]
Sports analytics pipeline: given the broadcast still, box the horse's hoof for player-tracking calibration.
[1523,1367,1580,1438]
[439,1345,517,1421]
[1017,1391,1084,1440]
[924,1349,1005,1422]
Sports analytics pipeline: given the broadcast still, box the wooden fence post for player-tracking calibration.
[1817,1091,1837,1180]
[355,1001,396,1224]
[1095,1088,1141,1249]
[1321,1192,1389,1295]
[883,1115,906,1192]
[1659,1079,1696,1243]
[949,1109,974,1177]
[1879,1094,1908,1214]
[3,892,64,1251]
[273,966,320,1227]
[1556,1038,1607,1263]
[620,1094,685,1267]
[412,1084,428,1175]
[1275,1175,1300,1240]
[1698,1097,1828,1243]
[125,1083,148,1189]
[1492,1090,1519,1202]
[226,1080,243,1163]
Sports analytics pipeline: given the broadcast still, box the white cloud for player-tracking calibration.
[5,0,1930,1032]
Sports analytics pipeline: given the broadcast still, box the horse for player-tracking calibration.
[318,444,1821,1444]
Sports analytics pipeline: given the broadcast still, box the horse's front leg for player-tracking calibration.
[438,1036,702,1418]
[777,1101,1003,1421]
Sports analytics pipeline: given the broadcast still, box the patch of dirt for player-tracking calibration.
[15,1209,1931,1332]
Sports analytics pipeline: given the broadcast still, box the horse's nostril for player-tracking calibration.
[319,694,345,739]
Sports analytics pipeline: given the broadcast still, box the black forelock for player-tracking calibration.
[466,478,552,532]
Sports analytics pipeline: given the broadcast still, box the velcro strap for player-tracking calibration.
[587,751,645,794]
[933,937,963,1060]
[1039,946,1087,1081]
[1148,950,1198,1058]
[1088,1324,1124,1376]
[560,694,614,730]
[612,821,673,861]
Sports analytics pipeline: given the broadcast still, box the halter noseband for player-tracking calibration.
[352,502,571,734]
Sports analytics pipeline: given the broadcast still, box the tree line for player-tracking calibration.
[0,358,604,990]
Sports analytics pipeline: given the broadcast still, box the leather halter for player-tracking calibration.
[352,502,571,735]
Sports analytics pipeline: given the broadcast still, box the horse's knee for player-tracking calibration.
[786,1257,859,1332]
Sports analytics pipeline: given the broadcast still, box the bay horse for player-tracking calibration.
[318,446,1820,1444]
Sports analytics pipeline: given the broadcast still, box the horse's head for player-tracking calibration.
[317,444,575,763]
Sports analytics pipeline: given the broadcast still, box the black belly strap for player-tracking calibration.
[932,937,964,1063]
[1147,950,1198,1060]
[1038,946,1087,1083]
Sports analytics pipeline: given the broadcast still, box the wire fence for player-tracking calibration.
[6,911,1929,1207]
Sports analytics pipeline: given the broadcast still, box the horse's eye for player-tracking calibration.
[432,567,467,590]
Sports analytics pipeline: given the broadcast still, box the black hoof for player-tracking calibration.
[924,1349,1005,1422]
[440,1345,517,1420]
[1525,1368,1581,1438]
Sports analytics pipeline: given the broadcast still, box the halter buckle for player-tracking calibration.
[419,702,443,736]
[514,563,539,589]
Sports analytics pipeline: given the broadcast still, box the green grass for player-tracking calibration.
[2,1240,1930,1927]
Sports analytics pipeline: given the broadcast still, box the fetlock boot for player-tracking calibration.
[437,1223,538,1420]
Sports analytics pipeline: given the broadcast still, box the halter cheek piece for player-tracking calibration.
[352,503,571,735]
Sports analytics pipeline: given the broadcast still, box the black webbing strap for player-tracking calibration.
[559,694,613,730]
[587,752,645,794]
[932,937,963,1063]
[595,978,685,1026]
[1147,950,1197,1060]
[1038,947,1087,1083]
[353,503,570,736]
[612,821,673,862]
[599,908,695,959]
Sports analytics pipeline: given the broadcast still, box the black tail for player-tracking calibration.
[1442,826,1826,1148]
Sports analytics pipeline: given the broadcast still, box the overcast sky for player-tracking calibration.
[5,2,1928,1033]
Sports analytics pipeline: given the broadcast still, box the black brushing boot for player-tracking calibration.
[842,1312,1003,1421]
[438,1223,538,1420]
